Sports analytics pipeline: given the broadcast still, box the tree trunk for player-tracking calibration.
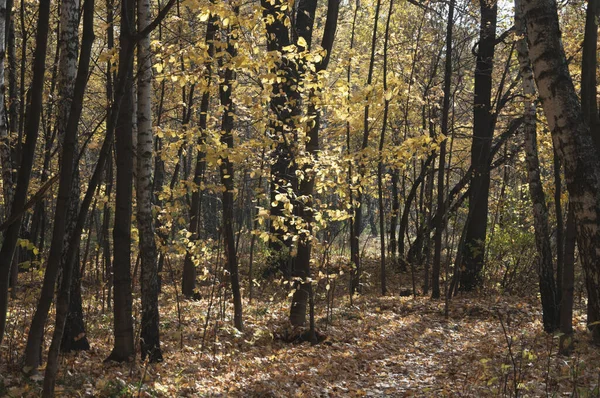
[581,0,600,149]
[346,1,359,297]
[106,0,135,362]
[137,0,162,362]
[432,0,453,300]
[377,0,393,296]
[559,204,576,354]
[580,0,600,332]
[218,6,243,331]
[352,0,382,295]
[523,0,600,344]
[0,0,11,220]
[182,13,217,298]
[261,0,297,278]
[515,0,559,332]
[24,0,83,371]
[42,0,95,392]
[459,0,497,291]
[554,149,564,304]
[0,0,50,350]
[57,0,89,353]
[389,171,399,263]
[289,0,338,327]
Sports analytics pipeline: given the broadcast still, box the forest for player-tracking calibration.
[0,0,599,395]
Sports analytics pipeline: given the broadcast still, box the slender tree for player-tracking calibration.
[137,0,162,362]
[580,0,600,331]
[0,0,11,219]
[58,0,89,352]
[559,204,576,354]
[290,0,339,327]
[459,0,497,291]
[107,0,136,362]
[432,0,454,300]
[23,0,89,371]
[182,12,218,298]
[218,0,243,331]
[351,0,382,295]
[515,0,559,331]
[42,0,95,392]
[377,0,394,296]
[0,0,50,348]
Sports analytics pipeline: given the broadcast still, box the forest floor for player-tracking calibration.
[1,258,599,397]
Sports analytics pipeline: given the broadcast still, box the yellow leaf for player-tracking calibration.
[297,36,307,48]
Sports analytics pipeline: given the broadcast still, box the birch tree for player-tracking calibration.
[515,0,559,332]
[137,0,163,362]
[523,0,600,344]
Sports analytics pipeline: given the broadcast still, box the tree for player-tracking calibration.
[23,0,88,372]
[42,0,95,391]
[523,0,600,344]
[515,0,559,332]
[0,0,50,349]
[580,0,600,331]
[290,0,339,327]
[137,0,162,362]
[260,0,299,278]
[182,12,218,299]
[107,0,136,362]
[376,0,394,296]
[218,0,243,331]
[432,0,454,300]
[459,0,497,291]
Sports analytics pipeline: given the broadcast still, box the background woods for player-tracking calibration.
[0,0,600,395]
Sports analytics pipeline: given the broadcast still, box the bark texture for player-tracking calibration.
[107,0,135,362]
[460,0,497,291]
[523,0,600,344]
[515,0,559,332]
[0,0,50,351]
[137,0,162,362]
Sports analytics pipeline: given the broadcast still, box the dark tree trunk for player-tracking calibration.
[347,1,359,296]
[389,171,399,263]
[580,0,600,332]
[432,0,453,300]
[399,154,434,271]
[182,14,217,298]
[261,0,298,278]
[107,0,135,362]
[559,204,576,355]
[290,0,338,327]
[353,0,382,295]
[218,9,243,331]
[554,149,563,304]
[459,0,497,291]
[377,0,394,296]
[0,0,50,350]
[42,0,95,391]
[61,250,90,351]
[581,0,600,149]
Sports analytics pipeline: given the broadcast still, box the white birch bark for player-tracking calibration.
[516,0,559,332]
[137,0,162,362]
[524,0,600,343]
